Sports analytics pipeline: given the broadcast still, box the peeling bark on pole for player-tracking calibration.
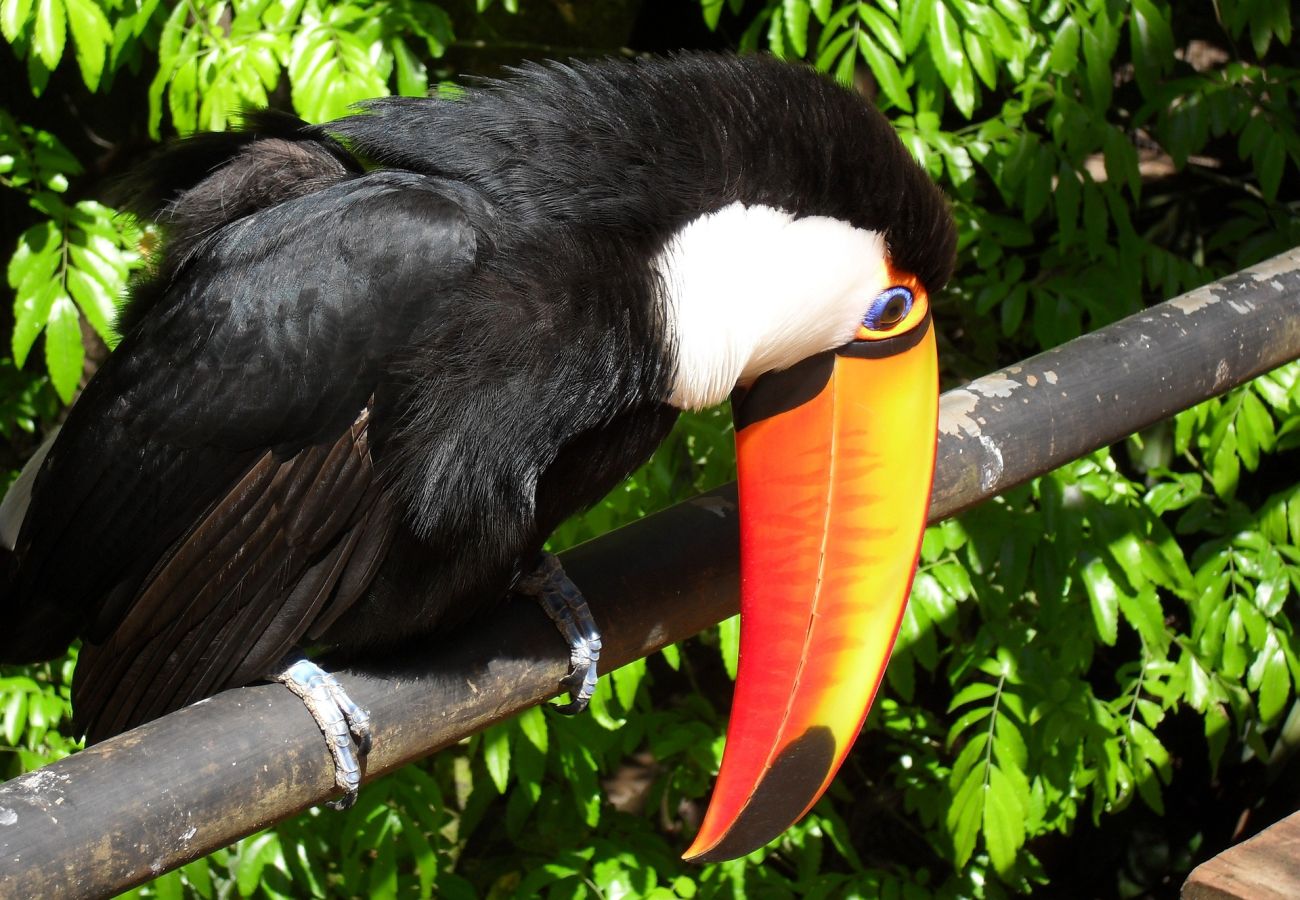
[1,247,1299,899]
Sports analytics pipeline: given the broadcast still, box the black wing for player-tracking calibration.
[2,169,488,741]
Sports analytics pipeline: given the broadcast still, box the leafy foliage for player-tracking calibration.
[1,0,1299,897]
[2,111,139,401]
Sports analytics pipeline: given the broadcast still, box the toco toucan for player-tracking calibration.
[0,54,955,861]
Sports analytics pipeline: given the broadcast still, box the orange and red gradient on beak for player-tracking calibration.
[683,296,938,863]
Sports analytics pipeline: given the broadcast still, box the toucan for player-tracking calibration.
[0,54,955,861]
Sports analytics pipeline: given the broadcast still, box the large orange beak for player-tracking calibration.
[684,314,938,862]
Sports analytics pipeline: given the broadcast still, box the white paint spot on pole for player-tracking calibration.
[939,390,982,437]
[1170,286,1220,314]
[968,372,1022,398]
[978,435,1004,492]
[1248,246,1300,281]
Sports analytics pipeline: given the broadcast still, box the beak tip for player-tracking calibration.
[679,844,715,865]
[681,726,839,864]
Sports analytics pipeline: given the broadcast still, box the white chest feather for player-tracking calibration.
[655,203,889,410]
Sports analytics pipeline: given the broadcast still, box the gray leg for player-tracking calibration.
[274,658,372,809]
[517,553,603,714]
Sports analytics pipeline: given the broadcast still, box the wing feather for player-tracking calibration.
[4,170,491,742]
[73,407,384,742]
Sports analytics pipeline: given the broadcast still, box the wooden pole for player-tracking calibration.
[2,247,1299,898]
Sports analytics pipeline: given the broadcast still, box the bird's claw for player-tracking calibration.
[519,553,603,714]
[275,659,371,809]
[554,633,603,714]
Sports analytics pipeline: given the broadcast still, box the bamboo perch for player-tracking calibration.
[2,247,1300,899]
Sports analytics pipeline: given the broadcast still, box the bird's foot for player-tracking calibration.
[517,553,602,714]
[274,658,371,810]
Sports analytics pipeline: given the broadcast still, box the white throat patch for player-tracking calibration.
[655,203,890,410]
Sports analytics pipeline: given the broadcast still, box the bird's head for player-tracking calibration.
[653,198,942,863]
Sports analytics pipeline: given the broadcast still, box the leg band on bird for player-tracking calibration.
[517,553,603,714]
[273,658,372,809]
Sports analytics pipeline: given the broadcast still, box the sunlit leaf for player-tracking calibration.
[984,764,1026,873]
[1080,556,1120,645]
[32,0,65,69]
[483,723,511,794]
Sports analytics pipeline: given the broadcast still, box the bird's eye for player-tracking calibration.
[854,283,927,343]
[863,287,914,331]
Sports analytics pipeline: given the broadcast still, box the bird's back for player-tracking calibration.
[0,114,495,740]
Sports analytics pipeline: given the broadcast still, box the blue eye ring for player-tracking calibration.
[863,286,914,331]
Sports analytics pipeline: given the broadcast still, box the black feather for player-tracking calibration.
[0,53,955,741]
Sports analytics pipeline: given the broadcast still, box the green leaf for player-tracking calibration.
[234,832,279,898]
[33,0,65,70]
[66,266,116,343]
[1120,589,1169,656]
[1103,126,1140,199]
[1210,426,1240,497]
[857,31,911,112]
[718,614,739,680]
[13,277,57,367]
[61,0,110,91]
[400,822,438,899]
[9,217,57,285]
[1047,19,1079,75]
[963,31,996,90]
[701,0,724,30]
[946,741,985,866]
[3,689,27,746]
[660,643,681,670]
[1082,23,1112,109]
[1183,651,1214,711]
[834,41,856,85]
[1081,556,1120,646]
[1,0,34,44]
[611,656,644,711]
[44,292,83,402]
[518,705,548,756]
[927,3,965,98]
[783,0,809,57]
[482,724,511,793]
[369,820,398,900]
[1255,132,1286,200]
[1249,630,1289,722]
[989,0,1027,30]
[900,0,930,53]
[984,764,1026,874]
[1130,0,1172,91]
[766,4,785,57]
[949,681,998,711]
[912,570,956,630]
[858,3,904,60]
[289,17,390,122]
[390,37,427,97]
[947,704,993,744]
